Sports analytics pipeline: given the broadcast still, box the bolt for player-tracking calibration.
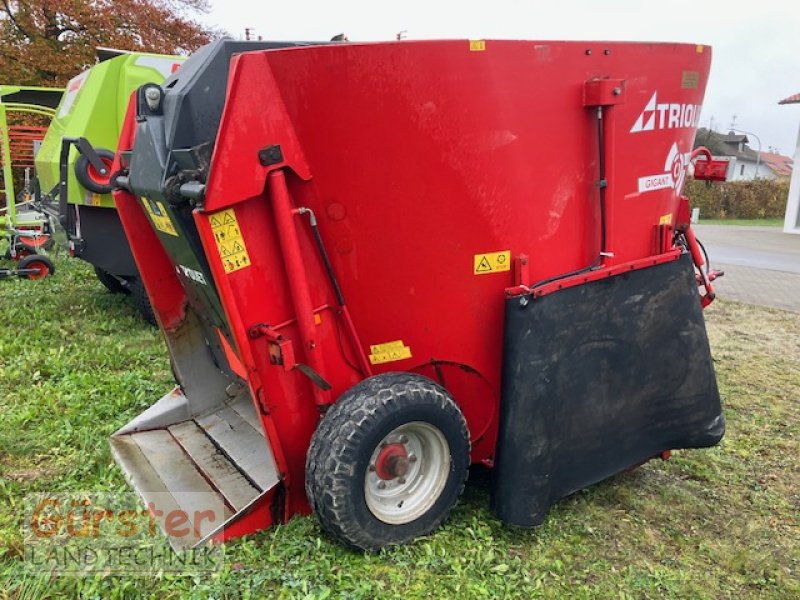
[368,464,376,472]
[399,435,408,444]
[398,477,406,484]
[519,295,530,307]
[408,455,417,463]
[585,49,592,55]
[613,87,622,96]
[377,481,386,490]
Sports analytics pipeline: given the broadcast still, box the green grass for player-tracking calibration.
[1,258,798,599]
[698,218,784,227]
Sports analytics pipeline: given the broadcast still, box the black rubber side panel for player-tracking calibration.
[76,206,138,277]
[491,253,724,527]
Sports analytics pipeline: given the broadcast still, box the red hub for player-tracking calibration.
[374,443,409,480]
[25,261,50,280]
[88,157,114,186]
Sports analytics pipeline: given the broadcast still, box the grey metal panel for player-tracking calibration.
[228,393,267,437]
[196,406,279,491]
[110,433,228,550]
[169,420,260,510]
[113,387,190,435]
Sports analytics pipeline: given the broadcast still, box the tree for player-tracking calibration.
[0,0,215,86]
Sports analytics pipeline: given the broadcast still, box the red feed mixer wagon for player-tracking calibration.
[109,39,727,551]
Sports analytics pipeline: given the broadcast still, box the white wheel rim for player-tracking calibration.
[364,421,450,525]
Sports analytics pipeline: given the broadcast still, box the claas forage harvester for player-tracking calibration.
[107,39,727,551]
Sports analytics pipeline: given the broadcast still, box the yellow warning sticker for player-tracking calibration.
[696,44,705,54]
[368,340,412,365]
[142,198,178,236]
[659,213,673,225]
[469,40,486,52]
[210,208,251,274]
[473,250,511,275]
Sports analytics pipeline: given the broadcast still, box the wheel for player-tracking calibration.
[17,254,55,280]
[74,148,116,194]
[93,266,128,294]
[129,277,157,326]
[306,372,470,551]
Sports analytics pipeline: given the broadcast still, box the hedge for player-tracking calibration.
[684,178,789,219]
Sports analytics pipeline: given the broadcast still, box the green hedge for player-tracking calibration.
[685,178,789,219]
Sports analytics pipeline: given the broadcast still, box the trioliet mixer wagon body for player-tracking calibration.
[109,39,726,551]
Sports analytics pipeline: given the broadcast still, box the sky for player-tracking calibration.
[204,0,800,156]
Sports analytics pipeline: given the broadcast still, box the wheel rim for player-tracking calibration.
[25,261,49,280]
[87,157,114,186]
[364,421,450,525]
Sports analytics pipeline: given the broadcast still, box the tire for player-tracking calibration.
[74,148,116,194]
[93,266,128,295]
[306,372,470,551]
[129,277,157,326]
[18,254,55,280]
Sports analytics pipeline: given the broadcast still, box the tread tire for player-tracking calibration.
[93,266,128,294]
[306,372,470,551]
[18,254,55,279]
[74,148,116,194]
[129,277,156,326]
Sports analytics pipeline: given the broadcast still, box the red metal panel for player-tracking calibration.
[118,40,715,531]
[196,40,711,468]
[694,159,729,182]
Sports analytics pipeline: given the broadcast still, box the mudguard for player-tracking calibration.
[491,253,724,526]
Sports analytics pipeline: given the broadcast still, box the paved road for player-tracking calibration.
[693,225,800,312]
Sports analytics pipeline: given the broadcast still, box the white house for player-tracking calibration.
[694,128,793,182]
[780,92,800,234]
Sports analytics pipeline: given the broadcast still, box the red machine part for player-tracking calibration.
[114,40,717,540]
[2,125,48,168]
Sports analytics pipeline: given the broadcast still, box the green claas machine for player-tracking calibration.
[0,85,62,280]
[35,49,184,318]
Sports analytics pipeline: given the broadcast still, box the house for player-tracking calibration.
[779,92,800,234]
[693,128,792,181]
[760,151,794,179]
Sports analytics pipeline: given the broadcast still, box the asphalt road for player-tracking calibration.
[694,225,800,274]
[693,224,800,312]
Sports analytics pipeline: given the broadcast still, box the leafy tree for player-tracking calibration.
[0,0,215,86]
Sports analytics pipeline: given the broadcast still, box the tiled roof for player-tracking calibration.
[759,151,794,177]
[779,93,800,105]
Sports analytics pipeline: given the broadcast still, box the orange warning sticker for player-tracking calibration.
[474,250,511,275]
[368,340,412,365]
[210,208,251,274]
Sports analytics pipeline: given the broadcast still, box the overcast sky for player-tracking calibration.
[205,0,800,155]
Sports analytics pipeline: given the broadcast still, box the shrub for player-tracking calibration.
[684,178,789,219]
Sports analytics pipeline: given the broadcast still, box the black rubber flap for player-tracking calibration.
[491,253,724,526]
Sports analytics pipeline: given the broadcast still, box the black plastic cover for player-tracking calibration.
[491,253,724,526]
[74,205,138,277]
[160,39,320,157]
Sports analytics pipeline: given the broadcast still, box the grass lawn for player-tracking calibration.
[698,218,784,227]
[1,257,798,599]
